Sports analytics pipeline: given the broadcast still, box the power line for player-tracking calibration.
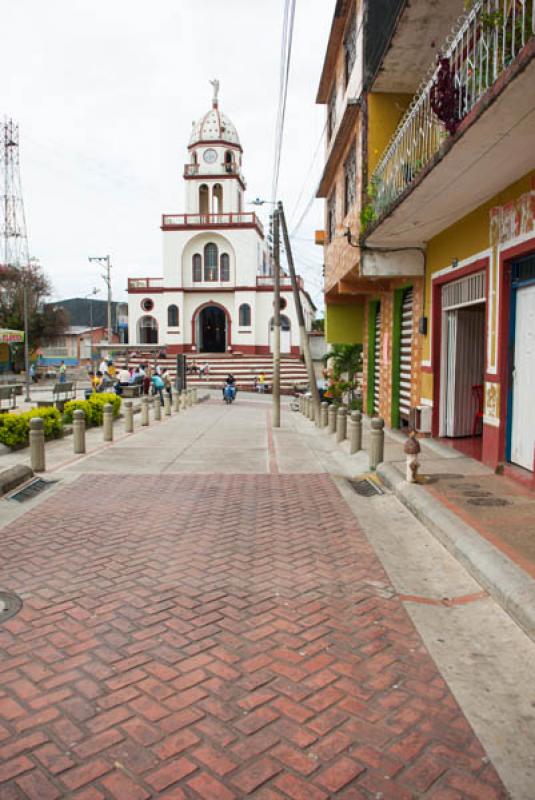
[288,120,326,228]
[271,0,296,203]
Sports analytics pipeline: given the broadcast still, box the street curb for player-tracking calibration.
[377,462,535,643]
[0,465,34,497]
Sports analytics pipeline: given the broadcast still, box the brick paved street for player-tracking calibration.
[0,401,518,798]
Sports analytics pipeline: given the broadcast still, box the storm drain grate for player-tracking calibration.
[348,478,384,497]
[8,478,57,503]
[467,497,510,507]
[0,591,23,624]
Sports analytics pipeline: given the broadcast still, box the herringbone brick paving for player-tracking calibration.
[0,474,506,798]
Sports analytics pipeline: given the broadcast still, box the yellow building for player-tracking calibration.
[319,0,535,475]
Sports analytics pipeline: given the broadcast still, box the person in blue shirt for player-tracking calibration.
[151,372,165,406]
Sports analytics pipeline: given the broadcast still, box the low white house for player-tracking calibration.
[127,82,315,355]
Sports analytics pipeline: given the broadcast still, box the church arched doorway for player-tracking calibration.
[197,305,227,353]
[138,315,158,344]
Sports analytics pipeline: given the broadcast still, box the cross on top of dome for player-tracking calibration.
[189,80,241,148]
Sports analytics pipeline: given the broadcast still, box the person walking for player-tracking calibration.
[162,369,173,403]
[59,361,67,383]
[151,371,165,406]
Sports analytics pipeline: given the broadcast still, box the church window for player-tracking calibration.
[327,85,337,140]
[225,150,234,173]
[204,243,218,281]
[239,303,251,327]
[192,254,202,282]
[167,304,179,327]
[141,298,154,312]
[327,191,336,243]
[199,184,209,215]
[344,10,357,86]
[220,253,230,282]
[344,143,356,216]
[213,184,223,214]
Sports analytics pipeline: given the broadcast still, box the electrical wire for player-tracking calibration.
[271,0,297,204]
[287,120,326,228]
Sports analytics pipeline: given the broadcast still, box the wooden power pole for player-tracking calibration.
[272,210,281,427]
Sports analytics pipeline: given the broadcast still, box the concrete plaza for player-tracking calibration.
[0,395,534,798]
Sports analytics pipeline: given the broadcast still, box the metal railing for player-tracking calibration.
[257,274,301,288]
[162,212,263,233]
[184,164,200,176]
[370,0,534,220]
[128,277,163,290]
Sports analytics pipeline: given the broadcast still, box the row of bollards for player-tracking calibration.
[298,396,384,471]
[29,389,199,473]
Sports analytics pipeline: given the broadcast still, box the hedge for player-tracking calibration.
[0,407,63,449]
[63,393,121,426]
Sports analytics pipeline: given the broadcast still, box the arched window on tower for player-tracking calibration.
[239,303,251,327]
[220,253,230,282]
[199,184,209,215]
[167,304,179,327]
[212,184,223,215]
[204,243,218,282]
[224,150,234,173]
[192,254,202,282]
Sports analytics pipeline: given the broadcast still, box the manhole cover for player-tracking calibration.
[348,479,384,497]
[467,497,510,507]
[0,591,23,624]
[8,478,57,503]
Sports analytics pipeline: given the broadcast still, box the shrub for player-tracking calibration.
[0,406,63,448]
[63,393,121,426]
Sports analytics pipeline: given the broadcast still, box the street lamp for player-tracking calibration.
[84,288,100,370]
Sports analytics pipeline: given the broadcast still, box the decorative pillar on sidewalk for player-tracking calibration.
[327,404,337,434]
[73,409,86,454]
[103,403,113,442]
[29,417,45,472]
[348,410,362,455]
[336,407,347,444]
[369,417,385,470]
[319,401,328,429]
[164,394,171,416]
[141,397,149,426]
[153,397,162,421]
[124,401,134,433]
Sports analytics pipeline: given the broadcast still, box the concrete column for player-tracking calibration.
[173,392,180,412]
[320,401,328,428]
[336,407,347,444]
[348,410,362,455]
[327,404,337,434]
[141,396,149,426]
[73,409,86,454]
[124,400,134,433]
[103,403,113,442]
[153,396,162,421]
[164,393,171,416]
[29,417,45,472]
[369,417,385,471]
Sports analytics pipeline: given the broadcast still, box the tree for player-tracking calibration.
[311,317,324,333]
[0,261,67,366]
[322,343,363,404]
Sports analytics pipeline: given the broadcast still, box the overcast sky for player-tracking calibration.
[3,0,333,311]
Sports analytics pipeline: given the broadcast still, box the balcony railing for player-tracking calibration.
[162,212,263,234]
[184,164,200,176]
[257,274,302,289]
[370,0,534,221]
[128,277,163,290]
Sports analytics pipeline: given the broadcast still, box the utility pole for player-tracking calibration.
[278,201,321,423]
[272,210,281,427]
[89,255,112,343]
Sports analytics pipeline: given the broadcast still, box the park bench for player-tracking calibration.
[120,384,141,398]
[36,382,76,412]
[0,386,16,413]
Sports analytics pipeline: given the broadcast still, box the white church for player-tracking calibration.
[127,82,315,355]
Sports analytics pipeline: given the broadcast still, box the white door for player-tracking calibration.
[270,318,291,354]
[511,284,535,470]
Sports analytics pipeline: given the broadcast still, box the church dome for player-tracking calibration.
[189,81,241,148]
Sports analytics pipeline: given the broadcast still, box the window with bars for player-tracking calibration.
[328,191,337,243]
[220,253,230,282]
[192,254,202,282]
[344,10,357,86]
[204,243,218,281]
[344,143,356,217]
[327,85,337,140]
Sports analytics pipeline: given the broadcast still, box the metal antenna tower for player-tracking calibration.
[1,118,30,268]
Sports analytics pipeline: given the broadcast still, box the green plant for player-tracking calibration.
[360,203,377,232]
[323,343,363,405]
[63,393,121,426]
[0,406,63,448]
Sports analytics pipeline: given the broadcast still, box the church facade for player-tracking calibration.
[127,83,315,355]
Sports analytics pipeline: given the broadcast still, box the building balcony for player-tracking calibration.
[161,212,263,236]
[128,277,163,291]
[183,164,247,187]
[365,0,535,247]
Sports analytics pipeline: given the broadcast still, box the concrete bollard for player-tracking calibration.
[336,407,347,444]
[320,401,328,429]
[303,396,308,417]
[141,396,149,426]
[348,410,362,455]
[103,403,113,442]
[153,396,162,421]
[29,417,45,472]
[173,392,180,412]
[309,398,315,422]
[180,391,187,411]
[192,387,198,404]
[327,404,337,434]
[187,389,193,407]
[299,394,304,414]
[164,393,171,416]
[124,400,134,433]
[73,409,86,454]
[369,417,385,470]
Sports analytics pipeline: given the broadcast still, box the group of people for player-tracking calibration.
[85,359,173,405]
[187,360,210,379]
